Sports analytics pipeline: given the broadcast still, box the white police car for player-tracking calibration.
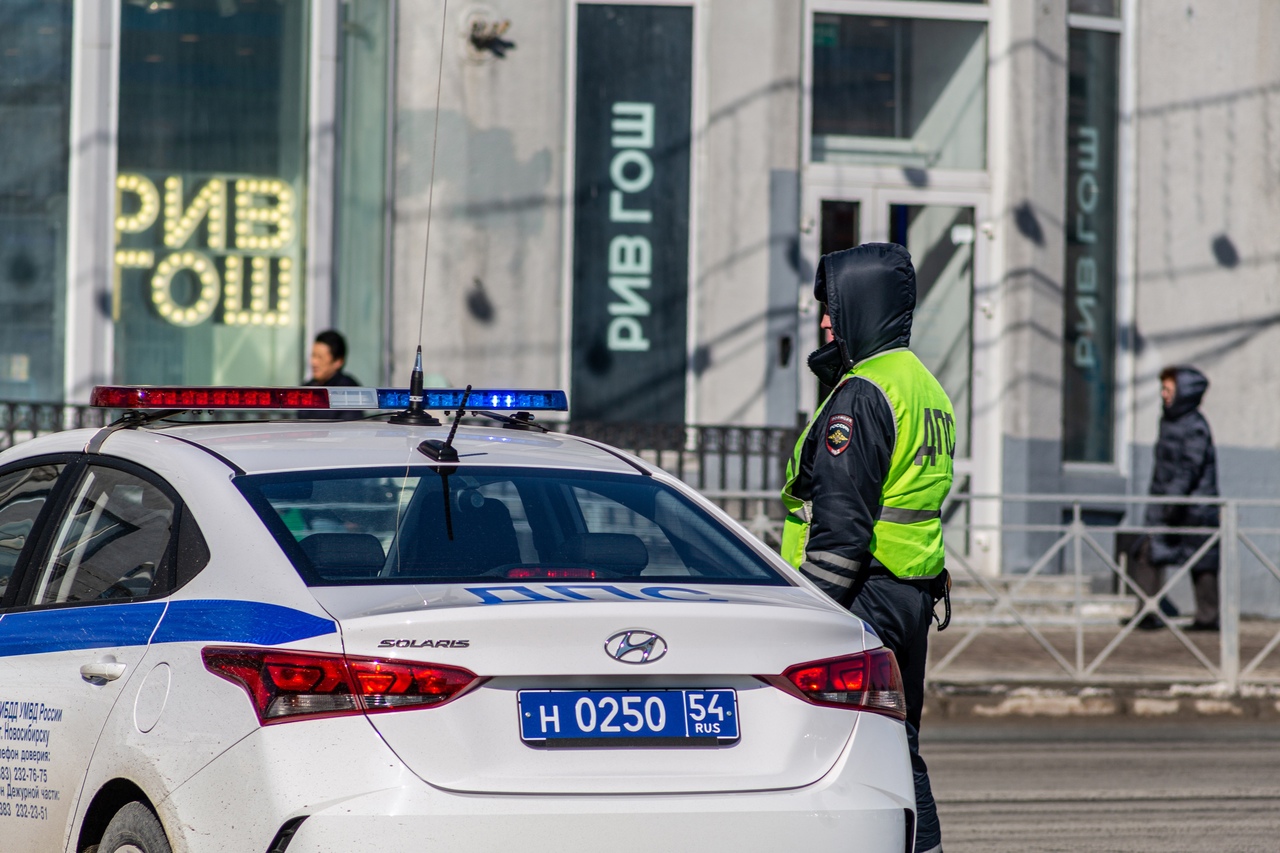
[0,383,914,853]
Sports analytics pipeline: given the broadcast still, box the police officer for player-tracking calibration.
[781,243,954,853]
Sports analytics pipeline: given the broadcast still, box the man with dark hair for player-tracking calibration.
[303,330,361,420]
[1132,365,1220,630]
[780,242,954,853]
[307,329,358,388]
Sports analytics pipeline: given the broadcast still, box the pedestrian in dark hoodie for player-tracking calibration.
[780,243,953,853]
[1131,365,1220,630]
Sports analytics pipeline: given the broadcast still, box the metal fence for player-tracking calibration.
[569,421,799,510]
[703,489,1280,692]
[0,401,111,451]
[8,402,1275,691]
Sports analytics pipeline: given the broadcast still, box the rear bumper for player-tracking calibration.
[289,787,909,852]
[165,712,913,853]
[290,712,913,853]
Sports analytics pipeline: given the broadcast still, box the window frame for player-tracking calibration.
[0,454,79,611]
[2,455,207,613]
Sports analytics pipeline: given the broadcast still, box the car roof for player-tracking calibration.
[152,421,645,475]
[1,420,647,477]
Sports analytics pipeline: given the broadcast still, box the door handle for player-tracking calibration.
[80,660,127,684]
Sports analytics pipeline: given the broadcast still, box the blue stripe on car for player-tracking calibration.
[0,603,166,657]
[0,600,335,657]
[153,600,336,645]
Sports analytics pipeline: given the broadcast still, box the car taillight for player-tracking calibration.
[202,647,481,724]
[767,649,907,720]
[505,567,597,579]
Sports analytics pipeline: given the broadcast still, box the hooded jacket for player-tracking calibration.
[1144,366,1219,571]
[790,243,924,603]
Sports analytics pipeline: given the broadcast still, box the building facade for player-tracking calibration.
[3,0,1279,583]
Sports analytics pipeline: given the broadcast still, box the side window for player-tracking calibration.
[25,466,175,606]
[0,464,65,600]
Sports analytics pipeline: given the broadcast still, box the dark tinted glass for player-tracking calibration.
[0,1,72,401]
[1069,0,1119,16]
[26,467,175,605]
[0,464,63,599]
[1062,28,1120,463]
[239,467,787,586]
[811,14,986,169]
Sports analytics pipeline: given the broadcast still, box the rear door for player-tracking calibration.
[0,460,181,851]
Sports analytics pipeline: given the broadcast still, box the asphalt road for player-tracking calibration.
[922,721,1280,853]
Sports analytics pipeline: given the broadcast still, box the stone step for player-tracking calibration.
[947,576,1136,625]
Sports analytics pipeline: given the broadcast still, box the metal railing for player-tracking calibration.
[0,401,111,451]
[569,421,799,502]
[8,402,1275,691]
[703,489,1280,692]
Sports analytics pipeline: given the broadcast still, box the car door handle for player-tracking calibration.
[80,661,127,684]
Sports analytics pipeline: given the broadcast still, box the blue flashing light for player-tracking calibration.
[375,388,568,411]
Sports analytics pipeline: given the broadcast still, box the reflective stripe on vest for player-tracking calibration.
[779,349,954,580]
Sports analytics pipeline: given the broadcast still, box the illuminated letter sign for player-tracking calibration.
[114,172,299,328]
[571,4,692,424]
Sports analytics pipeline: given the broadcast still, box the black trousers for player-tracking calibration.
[1131,539,1220,626]
[849,574,941,851]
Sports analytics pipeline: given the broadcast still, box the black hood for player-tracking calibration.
[814,243,915,367]
[1164,366,1208,419]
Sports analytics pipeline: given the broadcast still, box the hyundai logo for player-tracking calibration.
[605,630,668,664]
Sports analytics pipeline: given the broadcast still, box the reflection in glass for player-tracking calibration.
[0,1,72,401]
[114,0,310,386]
[820,200,860,257]
[890,204,974,458]
[1062,29,1119,463]
[1069,0,1119,16]
[28,467,174,605]
[0,464,64,596]
[812,15,987,169]
[242,467,786,586]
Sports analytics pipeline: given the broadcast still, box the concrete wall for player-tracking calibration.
[392,1,566,390]
[1130,0,1280,498]
[390,0,799,425]
[694,1,801,426]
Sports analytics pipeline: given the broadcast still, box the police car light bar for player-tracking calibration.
[89,386,569,412]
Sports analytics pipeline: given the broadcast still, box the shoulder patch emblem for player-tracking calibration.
[825,414,853,456]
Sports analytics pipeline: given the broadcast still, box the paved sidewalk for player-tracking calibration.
[922,620,1280,722]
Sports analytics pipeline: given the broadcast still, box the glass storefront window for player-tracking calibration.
[1062,29,1120,463]
[113,0,310,386]
[1069,0,1119,16]
[890,203,974,458]
[333,0,392,387]
[0,1,73,401]
[812,14,987,169]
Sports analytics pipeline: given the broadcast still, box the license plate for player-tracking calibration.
[518,689,739,746]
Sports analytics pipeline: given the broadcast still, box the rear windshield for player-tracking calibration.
[236,467,788,587]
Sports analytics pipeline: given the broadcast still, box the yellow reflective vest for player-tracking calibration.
[780,350,954,580]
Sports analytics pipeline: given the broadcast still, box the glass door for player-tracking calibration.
[802,188,994,495]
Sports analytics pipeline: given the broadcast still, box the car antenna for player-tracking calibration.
[388,346,440,426]
[418,385,471,462]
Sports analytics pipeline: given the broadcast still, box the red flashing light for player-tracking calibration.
[202,647,481,724]
[505,567,598,579]
[91,386,329,409]
[769,649,907,720]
